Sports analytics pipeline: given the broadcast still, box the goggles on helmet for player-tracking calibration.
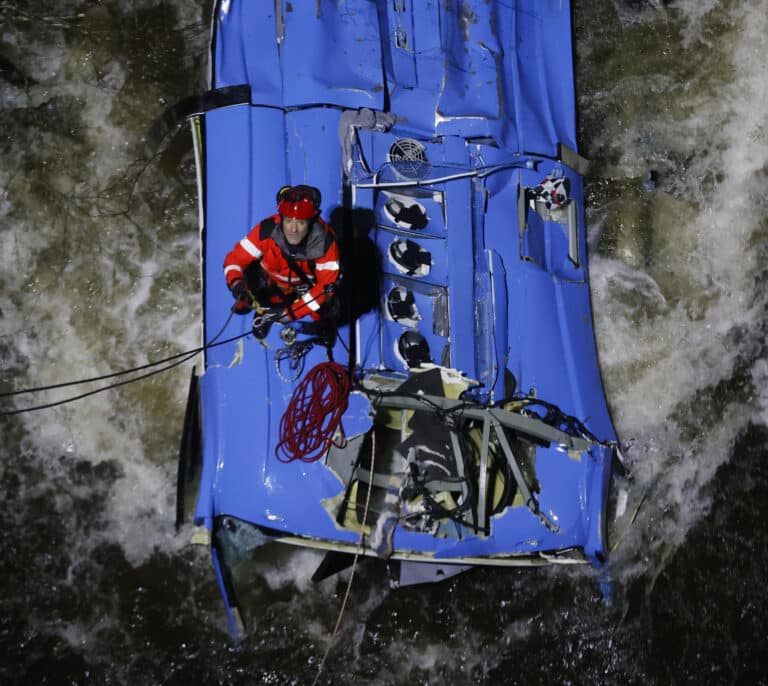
[276,185,321,220]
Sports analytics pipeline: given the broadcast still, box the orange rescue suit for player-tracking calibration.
[223,215,340,320]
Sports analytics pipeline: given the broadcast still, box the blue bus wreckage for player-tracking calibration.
[165,0,625,635]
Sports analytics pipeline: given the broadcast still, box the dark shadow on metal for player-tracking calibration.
[147,84,252,152]
[176,367,201,531]
[311,550,358,583]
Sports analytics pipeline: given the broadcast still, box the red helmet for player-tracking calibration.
[276,185,321,220]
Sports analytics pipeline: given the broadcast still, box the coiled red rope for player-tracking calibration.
[275,361,351,463]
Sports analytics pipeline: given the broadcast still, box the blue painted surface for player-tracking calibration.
[194,0,617,565]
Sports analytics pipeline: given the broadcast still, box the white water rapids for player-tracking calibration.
[1,1,767,683]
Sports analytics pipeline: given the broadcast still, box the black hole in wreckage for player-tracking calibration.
[384,197,428,230]
[387,286,419,322]
[398,330,431,368]
[389,239,431,277]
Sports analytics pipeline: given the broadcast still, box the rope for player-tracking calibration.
[0,308,243,416]
[312,430,376,686]
[275,361,351,463]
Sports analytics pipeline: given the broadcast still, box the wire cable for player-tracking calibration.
[1,308,237,399]
[0,350,202,417]
[0,309,246,417]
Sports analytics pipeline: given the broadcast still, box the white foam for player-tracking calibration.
[589,0,768,566]
[3,1,766,652]
[1,1,207,575]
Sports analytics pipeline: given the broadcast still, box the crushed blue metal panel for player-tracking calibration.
[281,1,384,109]
[213,0,575,155]
[212,1,283,104]
[187,0,618,610]
[214,0,384,110]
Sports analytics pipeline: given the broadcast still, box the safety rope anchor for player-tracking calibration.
[275,336,313,383]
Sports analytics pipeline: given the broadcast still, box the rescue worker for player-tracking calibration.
[223,185,340,338]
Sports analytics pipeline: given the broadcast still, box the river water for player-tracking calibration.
[1,1,767,684]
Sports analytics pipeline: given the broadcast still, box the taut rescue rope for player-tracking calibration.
[312,430,376,686]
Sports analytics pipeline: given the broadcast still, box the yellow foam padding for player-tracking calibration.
[190,526,212,546]
[440,376,470,400]
[502,399,528,413]
[567,449,582,462]
[377,406,413,432]
[321,482,373,535]
[431,491,458,511]
[342,481,373,535]
[413,364,475,400]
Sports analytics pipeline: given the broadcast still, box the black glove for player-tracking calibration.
[230,280,252,315]
[231,279,249,302]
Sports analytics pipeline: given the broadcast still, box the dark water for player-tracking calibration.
[2,1,767,684]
